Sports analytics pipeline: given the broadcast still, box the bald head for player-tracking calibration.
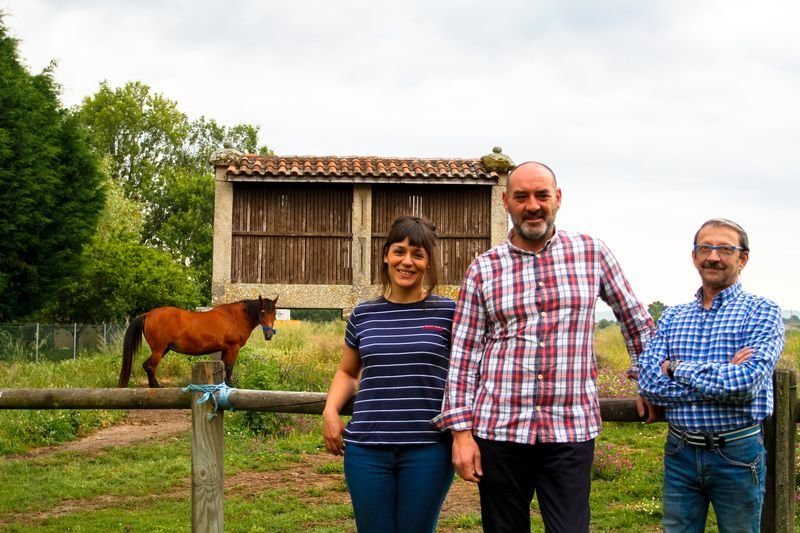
[507,161,558,190]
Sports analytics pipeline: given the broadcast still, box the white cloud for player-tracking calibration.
[3,0,798,309]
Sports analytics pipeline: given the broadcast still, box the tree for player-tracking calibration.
[142,117,271,297]
[179,116,268,173]
[53,180,201,322]
[648,301,667,324]
[596,318,616,330]
[77,84,271,303]
[76,81,187,201]
[0,18,104,320]
[144,167,215,293]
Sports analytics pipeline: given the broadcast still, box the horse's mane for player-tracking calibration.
[241,298,275,325]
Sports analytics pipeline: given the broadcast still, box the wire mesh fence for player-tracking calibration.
[0,323,127,362]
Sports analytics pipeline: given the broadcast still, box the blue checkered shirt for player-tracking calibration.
[638,282,785,433]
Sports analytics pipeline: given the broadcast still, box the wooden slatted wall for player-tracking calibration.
[371,185,491,285]
[231,183,353,284]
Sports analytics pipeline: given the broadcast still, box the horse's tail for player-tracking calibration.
[118,314,146,388]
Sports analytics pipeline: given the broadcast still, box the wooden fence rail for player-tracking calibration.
[0,364,796,532]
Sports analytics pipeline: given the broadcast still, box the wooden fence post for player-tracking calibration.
[761,369,796,532]
[190,361,225,533]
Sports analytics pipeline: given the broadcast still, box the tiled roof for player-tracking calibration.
[224,155,500,184]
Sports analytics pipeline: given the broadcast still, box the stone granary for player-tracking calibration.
[209,146,514,315]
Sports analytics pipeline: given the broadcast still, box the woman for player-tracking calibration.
[322,215,456,533]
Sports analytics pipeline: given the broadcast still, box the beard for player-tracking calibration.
[513,214,554,243]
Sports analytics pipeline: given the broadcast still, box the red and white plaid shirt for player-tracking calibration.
[433,229,654,443]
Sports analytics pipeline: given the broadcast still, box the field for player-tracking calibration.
[0,324,797,532]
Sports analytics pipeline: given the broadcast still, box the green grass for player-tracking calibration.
[0,439,190,514]
[0,322,797,531]
[780,329,800,370]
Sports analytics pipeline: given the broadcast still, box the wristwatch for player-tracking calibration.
[666,359,680,380]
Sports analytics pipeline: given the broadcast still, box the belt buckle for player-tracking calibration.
[702,433,725,449]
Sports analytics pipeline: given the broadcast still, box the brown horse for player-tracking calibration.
[118,296,279,388]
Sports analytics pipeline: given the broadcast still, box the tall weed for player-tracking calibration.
[232,321,344,437]
[0,330,36,361]
[779,329,800,371]
[594,325,630,371]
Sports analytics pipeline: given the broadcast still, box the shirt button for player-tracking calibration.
[537,374,544,380]
[539,342,545,347]
[536,406,542,412]
[538,281,544,287]
[540,312,546,317]
[691,405,697,410]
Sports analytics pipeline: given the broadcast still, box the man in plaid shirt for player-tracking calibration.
[638,219,785,533]
[433,162,655,532]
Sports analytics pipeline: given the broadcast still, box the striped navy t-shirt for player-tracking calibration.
[343,294,456,446]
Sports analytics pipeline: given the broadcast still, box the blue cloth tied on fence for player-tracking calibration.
[182,383,235,420]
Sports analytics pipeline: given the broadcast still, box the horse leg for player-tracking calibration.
[221,346,242,387]
[142,347,168,388]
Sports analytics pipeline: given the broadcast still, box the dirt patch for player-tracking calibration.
[224,454,481,531]
[441,477,481,519]
[10,409,191,460]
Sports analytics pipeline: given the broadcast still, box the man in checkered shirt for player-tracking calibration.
[638,219,784,533]
[433,161,655,532]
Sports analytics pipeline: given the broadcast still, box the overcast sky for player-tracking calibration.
[3,0,798,314]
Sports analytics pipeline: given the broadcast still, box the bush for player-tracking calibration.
[292,309,341,322]
[226,321,344,438]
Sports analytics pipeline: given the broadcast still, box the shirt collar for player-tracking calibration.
[506,227,560,255]
[694,281,743,310]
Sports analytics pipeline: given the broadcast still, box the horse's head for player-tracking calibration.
[258,295,279,340]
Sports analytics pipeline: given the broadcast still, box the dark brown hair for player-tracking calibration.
[380,215,440,297]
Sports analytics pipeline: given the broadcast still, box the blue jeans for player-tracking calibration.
[343,441,454,533]
[662,430,766,533]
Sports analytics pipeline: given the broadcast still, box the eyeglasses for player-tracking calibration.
[693,244,746,257]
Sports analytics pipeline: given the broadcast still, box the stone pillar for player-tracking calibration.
[351,184,372,289]
[481,147,514,247]
[490,171,509,247]
[211,174,232,305]
[209,144,242,305]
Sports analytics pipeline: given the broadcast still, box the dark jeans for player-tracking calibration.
[475,436,594,533]
[343,441,454,533]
